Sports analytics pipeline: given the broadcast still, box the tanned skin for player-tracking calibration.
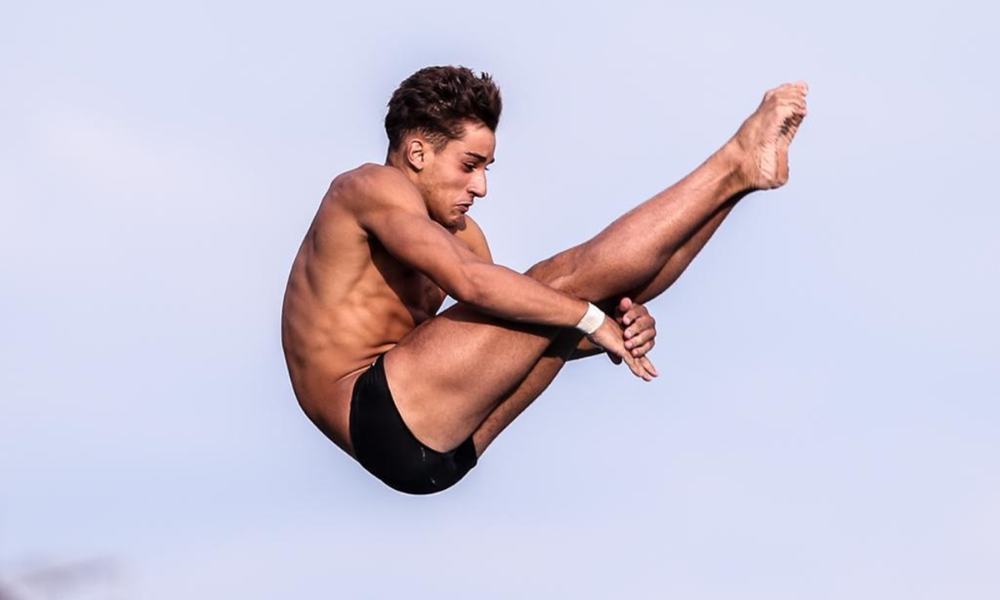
[282,82,807,459]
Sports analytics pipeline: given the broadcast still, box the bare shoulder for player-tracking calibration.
[313,164,427,248]
[454,215,493,262]
[329,163,422,212]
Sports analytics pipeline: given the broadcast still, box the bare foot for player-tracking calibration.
[730,82,809,190]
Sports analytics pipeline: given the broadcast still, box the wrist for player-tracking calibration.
[575,302,605,335]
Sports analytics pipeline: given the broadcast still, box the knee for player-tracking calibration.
[526,250,612,308]
[526,255,573,291]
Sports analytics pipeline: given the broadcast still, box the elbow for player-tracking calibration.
[446,266,485,307]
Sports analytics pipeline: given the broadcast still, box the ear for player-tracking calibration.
[404,137,427,171]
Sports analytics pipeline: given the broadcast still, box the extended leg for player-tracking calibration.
[388,154,745,452]
[624,193,744,304]
[472,194,743,454]
[386,83,808,452]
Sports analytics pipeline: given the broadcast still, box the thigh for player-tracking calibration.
[470,327,583,454]
[383,303,558,452]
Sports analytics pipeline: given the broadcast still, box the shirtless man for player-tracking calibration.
[282,66,808,494]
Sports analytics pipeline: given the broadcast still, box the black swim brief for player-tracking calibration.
[349,355,478,495]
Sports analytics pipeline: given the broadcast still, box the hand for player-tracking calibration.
[586,310,658,382]
[604,297,658,368]
[616,297,657,361]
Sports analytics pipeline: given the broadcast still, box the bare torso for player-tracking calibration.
[280,82,807,482]
[281,164,485,454]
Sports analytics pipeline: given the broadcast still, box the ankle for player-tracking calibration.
[713,140,756,194]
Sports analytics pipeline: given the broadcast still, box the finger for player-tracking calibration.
[621,349,655,382]
[624,317,655,344]
[617,297,634,324]
[639,355,659,378]
[622,308,652,333]
[630,338,655,358]
[622,302,647,321]
[623,317,651,342]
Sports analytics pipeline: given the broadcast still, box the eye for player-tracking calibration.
[463,163,476,172]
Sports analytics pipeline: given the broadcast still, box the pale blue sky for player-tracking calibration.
[2,0,998,598]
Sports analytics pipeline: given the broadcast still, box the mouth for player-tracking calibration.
[457,203,473,214]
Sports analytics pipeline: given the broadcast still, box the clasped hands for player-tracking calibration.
[585,297,659,381]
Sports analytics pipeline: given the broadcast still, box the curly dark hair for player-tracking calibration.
[385,66,503,151]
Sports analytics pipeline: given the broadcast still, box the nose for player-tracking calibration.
[469,171,487,198]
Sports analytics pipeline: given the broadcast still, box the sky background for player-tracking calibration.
[2,0,998,598]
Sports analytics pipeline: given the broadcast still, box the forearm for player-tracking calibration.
[452,262,592,329]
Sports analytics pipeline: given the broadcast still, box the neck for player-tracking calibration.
[386,150,414,173]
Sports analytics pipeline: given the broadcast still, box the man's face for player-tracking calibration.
[417,121,496,230]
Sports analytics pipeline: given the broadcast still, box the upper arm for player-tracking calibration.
[347,167,488,300]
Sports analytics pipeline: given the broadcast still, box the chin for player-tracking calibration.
[446,214,466,230]
[430,211,463,230]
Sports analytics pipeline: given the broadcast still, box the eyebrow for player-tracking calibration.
[464,151,495,165]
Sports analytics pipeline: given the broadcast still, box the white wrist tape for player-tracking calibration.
[575,302,605,335]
